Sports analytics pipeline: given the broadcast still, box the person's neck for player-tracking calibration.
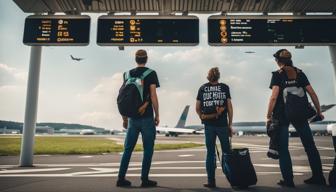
[209,81,219,85]
[137,64,146,68]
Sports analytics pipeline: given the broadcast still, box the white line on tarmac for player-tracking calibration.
[0,168,70,174]
[78,156,93,159]
[178,155,194,157]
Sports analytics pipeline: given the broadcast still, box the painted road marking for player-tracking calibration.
[0,168,70,174]
[78,156,93,159]
[178,154,194,157]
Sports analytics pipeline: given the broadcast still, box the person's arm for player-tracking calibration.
[150,84,159,126]
[266,86,280,122]
[306,85,324,119]
[122,115,128,129]
[227,99,233,137]
[196,100,202,119]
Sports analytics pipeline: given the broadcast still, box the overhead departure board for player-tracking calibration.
[97,16,199,46]
[23,15,90,46]
[208,16,336,46]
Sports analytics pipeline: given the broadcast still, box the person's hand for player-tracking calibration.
[155,116,160,126]
[318,113,325,121]
[122,118,128,129]
[138,102,149,116]
[266,115,272,124]
[216,107,225,115]
[138,101,148,116]
[228,125,233,137]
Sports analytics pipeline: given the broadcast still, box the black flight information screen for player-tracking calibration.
[208,16,336,46]
[23,15,90,46]
[97,16,199,46]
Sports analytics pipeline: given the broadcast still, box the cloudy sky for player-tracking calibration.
[1,1,336,130]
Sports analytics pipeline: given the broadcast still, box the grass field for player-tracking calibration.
[0,136,204,156]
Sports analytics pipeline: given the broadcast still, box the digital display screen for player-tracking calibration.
[208,16,336,46]
[23,15,90,46]
[97,16,199,46]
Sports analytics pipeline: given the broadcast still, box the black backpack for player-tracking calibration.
[281,69,315,121]
[117,69,153,118]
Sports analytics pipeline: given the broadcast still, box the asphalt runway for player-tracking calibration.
[0,135,335,192]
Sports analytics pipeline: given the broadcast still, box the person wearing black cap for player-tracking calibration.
[266,49,326,187]
[117,49,160,188]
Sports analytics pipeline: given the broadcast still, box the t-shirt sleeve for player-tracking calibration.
[269,72,281,89]
[147,71,160,88]
[300,72,310,87]
[196,87,202,101]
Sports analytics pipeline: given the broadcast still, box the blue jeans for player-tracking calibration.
[204,125,231,182]
[118,117,156,181]
[279,120,323,181]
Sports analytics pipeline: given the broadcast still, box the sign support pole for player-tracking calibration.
[19,46,42,167]
[330,46,336,97]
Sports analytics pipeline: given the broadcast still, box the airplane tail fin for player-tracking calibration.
[321,104,336,113]
[175,105,190,128]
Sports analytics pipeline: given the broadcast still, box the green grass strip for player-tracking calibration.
[0,136,203,156]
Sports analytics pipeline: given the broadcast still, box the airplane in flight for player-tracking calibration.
[70,55,84,61]
[244,51,256,54]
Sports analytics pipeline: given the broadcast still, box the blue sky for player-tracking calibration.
[1,1,336,129]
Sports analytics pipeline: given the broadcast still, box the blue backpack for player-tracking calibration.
[117,69,153,118]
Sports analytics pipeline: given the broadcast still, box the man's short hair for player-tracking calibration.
[135,49,148,64]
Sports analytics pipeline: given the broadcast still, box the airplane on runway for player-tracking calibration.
[70,55,84,61]
[156,105,198,137]
[179,104,336,136]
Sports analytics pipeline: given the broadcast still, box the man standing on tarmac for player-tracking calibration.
[266,49,326,187]
[116,49,160,188]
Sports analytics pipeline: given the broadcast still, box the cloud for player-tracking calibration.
[0,63,27,87]
[77,73,123,129]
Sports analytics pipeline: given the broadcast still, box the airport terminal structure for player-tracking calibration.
[12,0,336,169]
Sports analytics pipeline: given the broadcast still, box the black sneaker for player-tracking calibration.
[141,179,157,188]
[267,150,279,160]
[304,176,326,185]
[116,179,131,187]
[277,180,295,188]
[203,181,216,188]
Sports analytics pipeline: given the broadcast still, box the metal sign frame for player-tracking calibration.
[208,15,336,46]
[97,15,199,46]
[23,15,91,46]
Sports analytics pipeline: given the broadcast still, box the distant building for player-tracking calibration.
[36,126,54,134]
[0,127,20,134]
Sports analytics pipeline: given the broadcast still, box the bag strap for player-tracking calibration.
[140,69,153,80]
[124,71,131,81]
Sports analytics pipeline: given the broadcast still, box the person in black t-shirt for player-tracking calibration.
[117,50,160,188]
[196,67,233,188]
[266,49,326,187]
